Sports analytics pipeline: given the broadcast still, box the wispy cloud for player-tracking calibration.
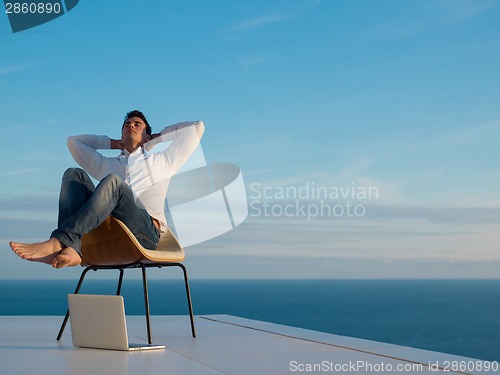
[347,120,500,170]
[5,118,56,132]
[4,124,34,132]
[0,63,36,76]
[191,207,500,262]
[240,119,500,208]
[405,121,500,158]
[231,0,323,32]
[433,0,499,23]
[233,15,292,31]
[237,55,268,68]
[0,168,46,177]
[445,121,500,146]
[368,0,499,42]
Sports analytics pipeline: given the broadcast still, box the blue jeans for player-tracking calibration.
[51,168,160,255]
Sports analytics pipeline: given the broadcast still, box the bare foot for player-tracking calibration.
[9,238,63,265]
[52,247,81,269]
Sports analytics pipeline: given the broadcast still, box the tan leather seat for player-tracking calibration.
[81,216,184,266]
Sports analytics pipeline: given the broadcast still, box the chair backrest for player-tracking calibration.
[81,216,184,266]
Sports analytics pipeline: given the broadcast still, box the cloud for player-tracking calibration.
[233,15,292,31]
[184,254,500,279]
[0,217,54,239]
[235,118,500,210]
[434,0,499,23]
[237,55,268,69]
[0,195,57,216]
[0,63,36,76]
[0,168,47,178]
[446,121,500,147]
[367,0,499,42]
[4,124,33,132]
[189,199,500,263]
[344,120,500,172]
[231,0,323,32]
[4,119,56,133]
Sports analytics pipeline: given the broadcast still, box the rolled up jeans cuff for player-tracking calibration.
[51,229,82,257]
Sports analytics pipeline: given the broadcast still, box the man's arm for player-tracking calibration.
[150,121,204,141]
[67,134,114,180]
[110,139,124,150]
[147,120,205,175]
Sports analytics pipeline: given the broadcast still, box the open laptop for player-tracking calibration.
[68,294,165,351]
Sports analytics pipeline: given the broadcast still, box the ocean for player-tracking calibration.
[1,279,499,362]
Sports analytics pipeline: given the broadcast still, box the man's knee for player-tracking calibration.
[62,168,89,182]
[99,174,124,190]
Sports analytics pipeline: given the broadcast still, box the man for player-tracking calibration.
[10,110,204,268]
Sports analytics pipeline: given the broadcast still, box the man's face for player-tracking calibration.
[122,117,150,145]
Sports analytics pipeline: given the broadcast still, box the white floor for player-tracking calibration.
[0,315,497,375]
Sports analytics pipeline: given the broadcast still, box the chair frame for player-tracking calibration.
[56,261,196,344]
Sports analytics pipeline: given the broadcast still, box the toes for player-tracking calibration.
[53,254,69,269]
[10,242,26,257]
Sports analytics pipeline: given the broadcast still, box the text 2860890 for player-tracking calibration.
[5,2,62,14]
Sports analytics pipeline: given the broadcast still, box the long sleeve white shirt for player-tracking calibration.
[67,121,205,234]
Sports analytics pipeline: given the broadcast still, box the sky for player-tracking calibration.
[1,0,500,280]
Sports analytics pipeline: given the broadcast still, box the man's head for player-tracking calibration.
[121,110,152,150]
[123,110,152,135]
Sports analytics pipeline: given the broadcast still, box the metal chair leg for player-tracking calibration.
[141,264,153,344]
[178,264,196,338]
[116,268,124,295]
[56,266,93,340]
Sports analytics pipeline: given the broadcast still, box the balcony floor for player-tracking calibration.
[0,314,495,375]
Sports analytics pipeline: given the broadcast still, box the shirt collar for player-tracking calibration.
[120,146,148,157]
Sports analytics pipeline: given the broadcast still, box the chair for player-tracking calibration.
[56,216,196,344]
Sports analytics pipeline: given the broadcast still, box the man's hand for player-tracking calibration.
[110,139,124,150]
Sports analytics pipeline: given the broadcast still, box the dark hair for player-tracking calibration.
[123,110,152,136]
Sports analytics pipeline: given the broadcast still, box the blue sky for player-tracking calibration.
[1,0,500,279]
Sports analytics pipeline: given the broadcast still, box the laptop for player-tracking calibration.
[68,294,165,351]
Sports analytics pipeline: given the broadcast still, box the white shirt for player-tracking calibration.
[67,121,205,234]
